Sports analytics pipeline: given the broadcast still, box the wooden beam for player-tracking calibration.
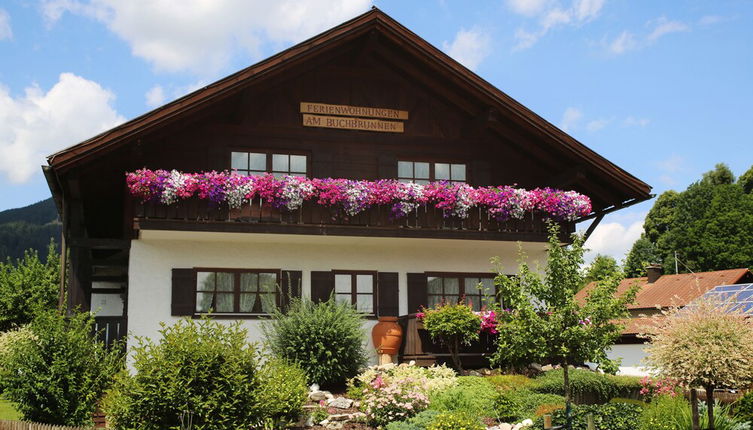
[69,238,131,250]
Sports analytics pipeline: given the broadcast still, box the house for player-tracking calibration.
[42,8,651,365]
[577,266,753,375]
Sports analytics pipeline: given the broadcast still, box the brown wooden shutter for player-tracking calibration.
[310,271,334,303]
[280,270,302,309]
[377,272,399,317]
[471,160,491,187]
[378,154,398,179]
[407,273,428,315]
[171,268,195,316]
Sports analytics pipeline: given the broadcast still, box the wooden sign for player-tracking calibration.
[300,102,408,120]
[302,114,404,133]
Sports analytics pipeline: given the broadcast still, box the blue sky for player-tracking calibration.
[1,0,751,263]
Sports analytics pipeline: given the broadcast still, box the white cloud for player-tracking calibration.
[442,28,492,71]
[604,17,688,56]
[606,30,637,54]
[145,85,165,108]
[654,154,685,186]
[560,107,583,132]
[42,0,372,74]
[583,212,645,264]
[0,8,12,40]
[623,116,650,127]
[586,118,610,132]
[646,17,689,43]
[508,0,605,51]
[0,73,125,183]
[698,15,726,26]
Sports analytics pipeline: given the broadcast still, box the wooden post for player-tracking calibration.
[586,414,595,430]
[691,388,700,430]
[543,415,553,429]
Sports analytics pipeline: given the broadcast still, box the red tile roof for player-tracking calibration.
[576,268,753,310]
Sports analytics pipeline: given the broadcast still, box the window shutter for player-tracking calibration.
[310,271,334,303]
[377,272,399,317]
[171,268,195,316]
[407,273,428,315]
[471,160,491,187]
[378,154,398,179]
[280,270,302,310]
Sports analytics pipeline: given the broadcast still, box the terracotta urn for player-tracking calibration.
[371,316,403,356]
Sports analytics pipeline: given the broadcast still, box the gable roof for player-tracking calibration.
[46,7,650,205]
[576,268,753,310]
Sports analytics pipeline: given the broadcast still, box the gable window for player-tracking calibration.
[231,151,307,177]
[398,160,466,184]
[195,269,280,314]
[334,271,376,314]
[426,273,495,311]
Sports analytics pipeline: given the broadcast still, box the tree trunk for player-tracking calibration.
[563,359,572,430]
[449,336,463,373]
[706,384,715,430]
[691,388,700,430]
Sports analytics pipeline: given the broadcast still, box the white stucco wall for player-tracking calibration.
[127,230,548,362]
[607,343,651,376]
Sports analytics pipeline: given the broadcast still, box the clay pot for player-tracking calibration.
[371,317,403,355]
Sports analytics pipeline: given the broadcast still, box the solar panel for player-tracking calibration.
[694,283,753,315]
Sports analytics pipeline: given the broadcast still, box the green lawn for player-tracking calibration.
[0,397,20,420]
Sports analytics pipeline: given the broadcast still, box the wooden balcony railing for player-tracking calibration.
[133,197,574,241]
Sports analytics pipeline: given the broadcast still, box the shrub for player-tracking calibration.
[102,318,261,430]
[362,376,429,427]
[349,362,456,399]
[510,390,566,421]
[385,410,441,430]
[0,310,123,426]
[534,402,565,417]
[420,301,481,371]
[610,397,648,407]
[734,392,753,424]
[427,411,485,430]
[639,395,751,430]
[428,376,499,418]
[255,359,308,427]
[639,375,680,401]
[0,326,34,391]
[533,402,644,430]
[263,297,367,386]
[487,374,534,392]
[531,369,641,403]
[0,244,59,332]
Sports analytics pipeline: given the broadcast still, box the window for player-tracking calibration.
[426,274,495,311]
[231,151,307,177]
[334,271,376,314]
[397,160,466,184]
[195,269,280,314]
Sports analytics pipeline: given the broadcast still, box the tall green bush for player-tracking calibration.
[263,297,367,386]
[0,243,59,332]
[255,359,308,427]
[103,318,261,430]
[0,310,122,426]
[421,301,480,372]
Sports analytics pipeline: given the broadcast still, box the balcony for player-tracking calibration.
[132,197,574,241]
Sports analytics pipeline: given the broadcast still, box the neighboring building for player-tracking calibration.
[577,267,753,375]
[43,8,651,364]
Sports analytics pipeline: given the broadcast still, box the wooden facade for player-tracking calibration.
[44,8,651,360]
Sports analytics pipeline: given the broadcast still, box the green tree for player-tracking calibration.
[0,242,59,332]
[738,165,753,194]
[623,236,662,278]
[582,255,622,289]
[640,163,753,273]
[491,223,638,429]
[421,301,481,372]
[701,163,735,186]
[0,310,123,426]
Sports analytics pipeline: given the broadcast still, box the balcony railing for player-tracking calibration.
[133,197,574,240]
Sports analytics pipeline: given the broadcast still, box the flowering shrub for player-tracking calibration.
[350,362,457,400]
[125,169,592,221]
[362,376,430,427]
[639,376,679,401]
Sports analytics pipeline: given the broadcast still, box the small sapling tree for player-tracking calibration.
[490,222,638,429]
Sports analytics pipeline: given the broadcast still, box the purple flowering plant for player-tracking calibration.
[126,169,592,221]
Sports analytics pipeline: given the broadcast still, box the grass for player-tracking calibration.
[0,397,20,420]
